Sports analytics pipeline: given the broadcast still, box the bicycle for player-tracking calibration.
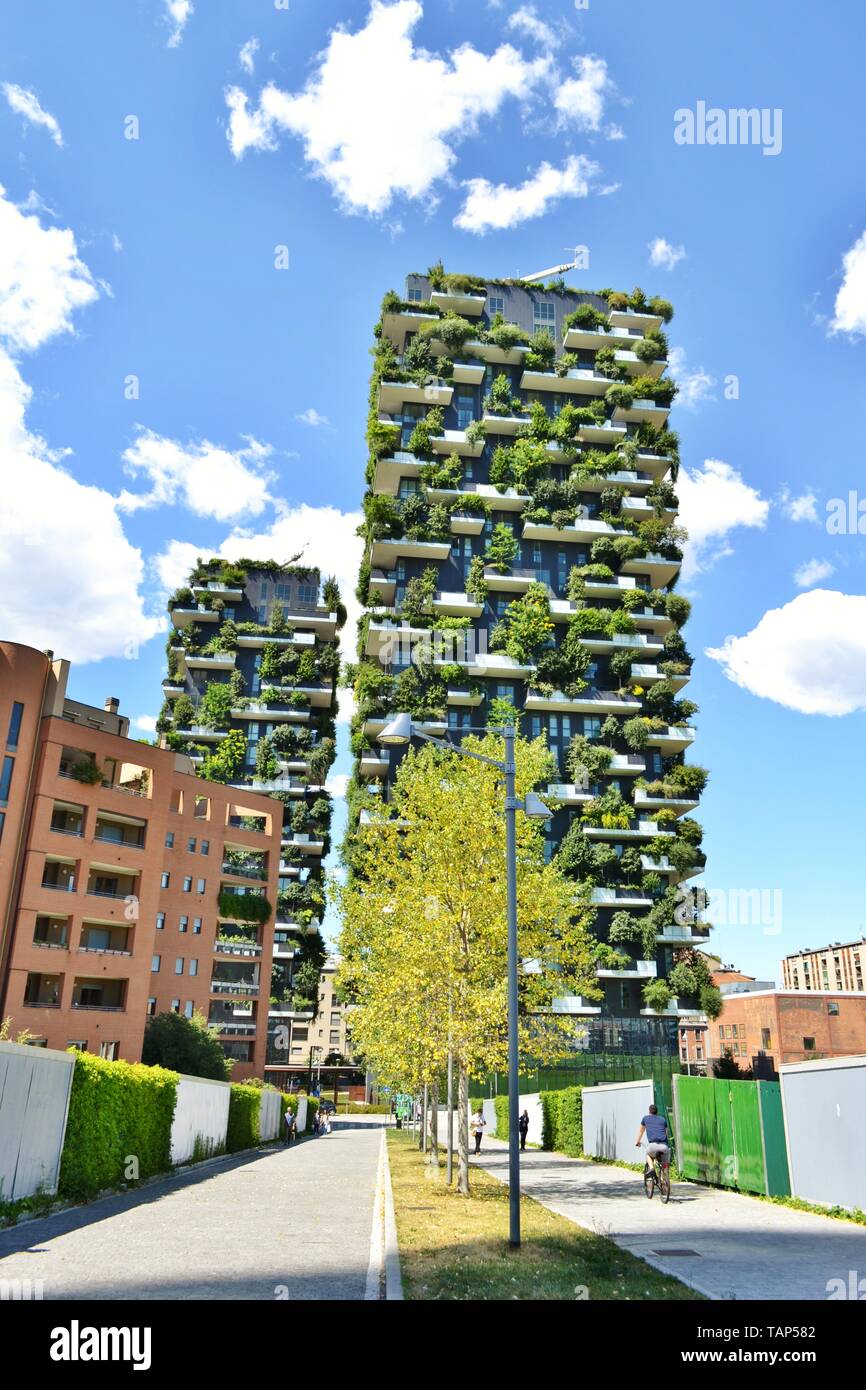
[642,1143,672,1203]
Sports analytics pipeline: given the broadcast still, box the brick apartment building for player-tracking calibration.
[0,640,281,1079]
[782,939,866,993]
[714,989,866,1074]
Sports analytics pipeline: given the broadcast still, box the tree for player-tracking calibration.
[142,1010,230,1080]
[201,729,246,784]
[713,1047,752,1081]
[335,732,599,1194]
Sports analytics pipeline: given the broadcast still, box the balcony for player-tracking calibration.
[619,552,681,587]
[32,915,71,950]
[192,581,244,601]
[429,428,485,458]
[170,605,220,630]
[519,366,611,397]
[231,703,311,722]
[615,351,666,380]
[372,454,422,495]
[634,788,699,815]
[71,977,127,1011]
[282,834,325,856]
[522,516,630,545]
[78,922,133,955]
[577,632,663,658]
[644,724,696,753]
[562,322,640,351]
[93,812,146,850]
[50,803,85,838]
[427,482,529,512]
[431,591,484,619]
[524,688,642,716]
[162,683,186,698]
[483,565,544,594]
[360,753,390,780]
[583,820,673,841]
[378,379,453,413]
[214,935,262,958]
[612,398,670,428]
[429,288,486,316]
[464,338,528,367]
[178,650,237,673]
[210,979,259,996]
[84,867,140,900]
[551,995,602,1016]
[481,411,529,436]
[446,685,484,707]
[545,783,594,806]
[607,306,664,334]
[23,972,62,1007]
[596,959,658,981]
[451,359,486,385]
[369,537,451,568]
[577,419,626,444]
[381,306,441,344]
[221,858,268,882]
[41,859,76,894]
[590,887,653,908]
[236,631,316,651]
[441,651,535,681]
[449,512,486,536]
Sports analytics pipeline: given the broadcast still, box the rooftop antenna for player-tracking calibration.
[521,247,587,283]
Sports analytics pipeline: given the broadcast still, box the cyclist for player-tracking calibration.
[635,1103,670,1173]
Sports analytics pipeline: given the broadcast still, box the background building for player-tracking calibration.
[346,267,712,1057]
[264,955,362,1100]
[782,939,866,993]
[0,640,281,1077]
[714,989,866,1075]
[156,558,342,1078]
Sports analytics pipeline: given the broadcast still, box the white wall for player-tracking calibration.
[582,1078,655,1164]
[169,1074,231,1165]
[780,1055,866,1211]
[0,1041,75,1200]
[296,1095,308,1134]
[259,1088,281,1141]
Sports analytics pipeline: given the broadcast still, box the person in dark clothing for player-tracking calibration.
[284,1108,296,1145]
[635,1103,670,1169]
[518,1110,530,1151]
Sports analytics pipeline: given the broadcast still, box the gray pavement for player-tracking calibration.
[0,1116,386,1300]
[472,1137,866,1300]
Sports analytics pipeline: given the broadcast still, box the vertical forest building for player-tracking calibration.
[347,266,717,1061]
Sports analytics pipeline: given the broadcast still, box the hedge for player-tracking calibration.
[226,1083,262,1152]
[493,1095,510,1140]
[540,1086,584,1157]
[59,1052,178,1200]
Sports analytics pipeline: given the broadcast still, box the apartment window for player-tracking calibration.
[456,394,474,430]
[533,301,556,336]
[0,811,5,844]
[160,872,170,889]
[197,878,206,893]
[165,832,175,849]
[179,916,188,933]
[330,1012,341,1026]
[803,1036,816,1050]
[583,717,602,739]
[146,998,156,1016]
[68,1040,88,1051]
[827,1000,840,1016]
[182,876,192,893]
[488,295,504,317]
[299,584,317,605]
[171,999,180,1014]
[192,918,202,934]
[187,837,196,852]
[695,1046,703,1061]
[189,959,198,977]
[407,286,423,303]
[184,1001,194,1019]
[329,1031,341,1045]
[152,955,161,973]
[0,755,14,806]
[761,1028,771,1049]
[7,702,24,751]
[175,958,184,975]
[156,912,165,932]
[99,1042,119,1061]
[200,840,209,856]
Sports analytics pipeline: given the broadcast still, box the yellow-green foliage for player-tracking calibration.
[540,1086,584,1156]
[226,1083,262,1152]
[59,1052,178,1200]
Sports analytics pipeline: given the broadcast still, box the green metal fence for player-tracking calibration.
[673,1075,790,1196]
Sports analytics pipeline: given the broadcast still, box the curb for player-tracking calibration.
[381,1130,404,1301]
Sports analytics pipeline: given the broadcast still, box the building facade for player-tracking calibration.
[714,989,866,1072]
[0,640,281,1078]
[264,955,360,1097]
[782,939,866,993]
[347,268,711,1036]
[157,559,341,1073]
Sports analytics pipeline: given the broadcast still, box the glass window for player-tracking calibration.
[200,841,209,855]
[151,955,161,973]
[187,837,196,852]
[179,916,188,933]
[827,1000,840,1016]
[298,584,317,605]
[803,1036,815,1050]
[189,959,198,977]
[193,918,202,934]
[182,877,192,892]
[175,958,184,975]
[488,295,504,317]
[456,394,474,430]
[184,1001,194,1019]
[147,998,156,1016]
[7,702,24,750]
[0,755,14,805]
[160,871,170,889]
[156,913,165,931]
[165,832,174,848]
[171,999,180,1013]
[197,878,205,893]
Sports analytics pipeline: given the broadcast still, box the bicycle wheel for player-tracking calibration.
[659,1164,671,1203]
[643,1164,655,1199]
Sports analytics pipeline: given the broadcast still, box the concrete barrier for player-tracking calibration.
[296,1095,308,1134]
[0,1041,75,1200]
[170,1074,231,1165]
[259,1087,281,1141]
[582,1078,654,1164]
[780,1054,866,1211]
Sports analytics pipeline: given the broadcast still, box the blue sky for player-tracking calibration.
[2,0,866,979]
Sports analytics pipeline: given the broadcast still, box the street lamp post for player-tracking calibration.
[377,712,551,1249]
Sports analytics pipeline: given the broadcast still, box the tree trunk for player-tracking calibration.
[428,1082,440,1168]
[457,1065,470,1195]
[420,1083,427,1152]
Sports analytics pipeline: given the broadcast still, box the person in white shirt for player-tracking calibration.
[471,1110,487,1154]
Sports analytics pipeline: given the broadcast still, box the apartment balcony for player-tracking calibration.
[170,605,220,630]
[645,724,696,754]
[429,428,485,457]
[577,632,664,657]
[78,922,133,956]
[631,663,691,691]
[365,620,426,660]
[449,511,486,536]
[628,605,675,636]
[360,752,391,780]
[620,553,681,587]
[609,753,647,775]
[522,517,631,545]
[431,591,484,618]
[282,834,325,857]
[519,366,611,397]
[464,337,528,367]
[551,995,602,1016]
[597,959,658,981]
[32,915,71,951]
[372,453,422,495]
[562,323,640,351]
[177,649,236,673]
[210,980,260,997]
[235,776,318,795]
[210,1021,257,1037]
[524,688,642,716]
[267,1004,314,1021]
[358,809,411,831]
[575,469,655,495]
[271,939,297,959]
[71,977,127,1012]
[612,398,670,428]
[545,783,594,807]
[192,582,244,602]
[640,998,699,1018]
[84,867,140,901]
[369,537,451,568]
[221,859,268,882]
[381,306,441,344]
[41,859,77,894]
[236,632,316,650]
[615,352,666,380]
[633,450,675,481]
[451,359,486,385]
[277,609,339,639]
[634,788,700,815]
[483,566,544,594]
[622,496,676,524]
[429,288,486,316]
[50,802,85,839]
[577,420,627,444]
[378,379,453,413]
[231,701,314,721]
[583,820,674,841]
[607,306,665,334]
[446,685,484,707]
[481,411,529,436]
[439,651,536,681]
[162,683,186,698]
[214,937,262,958]
[177,725,226,743]
[93,812,146,850]
[590,887,653,908]
[368,569,397,604]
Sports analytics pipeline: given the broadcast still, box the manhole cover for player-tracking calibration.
[652,1248,701,1257]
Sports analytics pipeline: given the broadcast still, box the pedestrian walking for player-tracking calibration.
[284,1107,296,1146]
[312,1108,321,1136]
[471,1109,486,1155]
[518,1109,530,1152]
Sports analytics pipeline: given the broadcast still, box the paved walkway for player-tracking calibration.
[472,1137,866,1300]
[0,1117,386,1301]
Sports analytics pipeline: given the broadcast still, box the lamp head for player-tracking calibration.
[523,791,553,820]
[378,711,413,746]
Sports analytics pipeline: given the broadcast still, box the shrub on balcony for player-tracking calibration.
[665,592,691,627]
[488,695,518,727]
[199,682,233,730]
[219,890,271,924]
[622,716,650,751]
[642,978,672,1013]
[484,522,519,571]
[465,555,489,605]
[483,314,526,351]
[582,787,631,830]
[201,729,246,784]
[401,566,438,626]
[594,346,626,380]
[648,296,674,323]
[483,372,525,417]
[609,646,642,682]
[634,336,663,364]
[524,329,557,371]
[407,406,445,457]
[609,911,641,944]
[420,451,463,490]
[566,734,613,785]
[464,418,487,446]
[490,583,553,664]
[59,1052,179,1200]
[667,763,708,796]
[668,962,697,998]
[604,383,634,411]
[594,942,631,971]
[421,313,475,352]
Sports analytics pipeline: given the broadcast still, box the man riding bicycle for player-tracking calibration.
[636,1103,670,1171]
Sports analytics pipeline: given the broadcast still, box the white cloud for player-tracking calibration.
[165,0,193,48]
[554,54,611,131]
[2,84,64,147]
[648,236,686,271]
[455,154,596,233]
[117,431,275,520]
[132,714,157,734]
[507,5,559,49]
[830,230,866,336]
[707,590,866,716]
[239,37,260,76]
[325,772,351,798]
[225,0,549,214]
[0,184,98,350]
[779,487,819,523]
[677,458,769,580]
[794,558,835,588]
[668,346,714,409]
[296,407,329,427]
